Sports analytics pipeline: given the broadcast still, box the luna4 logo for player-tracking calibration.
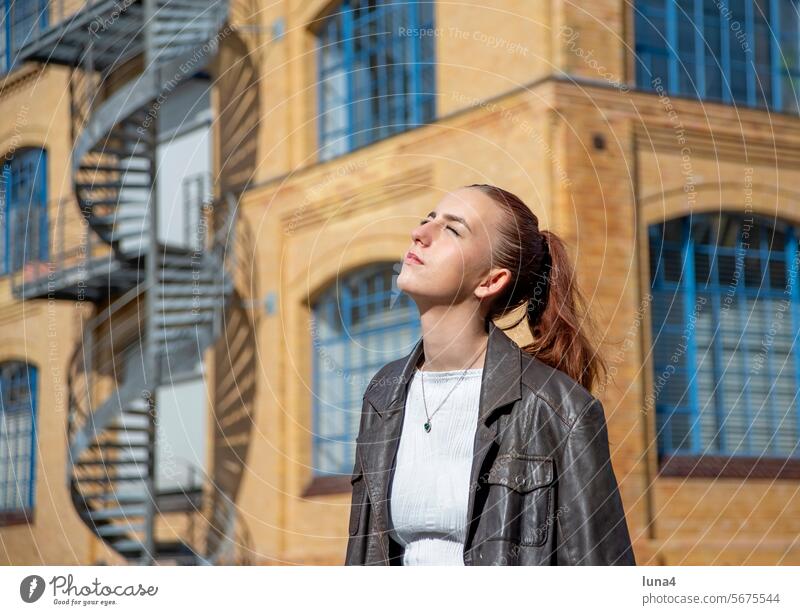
[20,575,46,603]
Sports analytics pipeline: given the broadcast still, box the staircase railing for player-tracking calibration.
[19,0,242,564]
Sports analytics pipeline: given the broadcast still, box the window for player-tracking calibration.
[1,148,48,275]
[0,0,48,74]
[311,262,421,476]
[0,362,37,525]
[649,213,800,466]
[315,0,436,161]
[635,0,800,113]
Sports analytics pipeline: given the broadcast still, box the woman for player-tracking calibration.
[345,184,635,566]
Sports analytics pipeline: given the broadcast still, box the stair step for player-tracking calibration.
[76,181,151,190]
[78,458,147,467]
[75,474,147,483]
[157,284,225,297]
[153,8,206,19]
[89,213,147,227]
[157,253,200,267]
[113,539,145,553]
[97,522,145,537]
[90,146,149,159]
[79,164,149,174]
[158,270,219,282]
[78,197,147,207]
[156,298,220,312]
[87,505,148,521]
[158,312,215,327]
[156,328,206,342]
[105,425,150,433]
[89,492,147,504]
[89,441,149,450]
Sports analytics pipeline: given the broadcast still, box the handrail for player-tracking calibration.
[169,457,253,565]
[9,196,111,296]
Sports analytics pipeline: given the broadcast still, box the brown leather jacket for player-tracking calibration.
[344,320,636,565]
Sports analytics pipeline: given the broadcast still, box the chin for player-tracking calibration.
[396,269,424,296]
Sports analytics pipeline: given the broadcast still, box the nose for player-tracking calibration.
[411,219,433,245]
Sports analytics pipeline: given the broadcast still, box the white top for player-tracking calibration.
[388,366,483,565]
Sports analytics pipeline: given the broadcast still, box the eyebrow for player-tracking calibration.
[426,211,472,233]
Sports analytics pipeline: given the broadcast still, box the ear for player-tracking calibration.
[474,267,511,301]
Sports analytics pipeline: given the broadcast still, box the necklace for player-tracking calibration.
[418,342,487,433]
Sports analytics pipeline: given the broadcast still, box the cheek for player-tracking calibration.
[437,244,475,282]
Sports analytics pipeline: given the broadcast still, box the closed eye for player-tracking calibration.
[419,218,460,236]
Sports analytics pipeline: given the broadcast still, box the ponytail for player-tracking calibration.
[464,184,607,392]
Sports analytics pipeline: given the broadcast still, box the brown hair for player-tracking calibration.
[464,183,607,393]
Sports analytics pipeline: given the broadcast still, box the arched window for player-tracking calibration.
[0,147,48,275]
[311,262,421,476]
[649,213,800,465]
[0,361,37,525]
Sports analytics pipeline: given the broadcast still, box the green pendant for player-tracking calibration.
[424,421,431,433]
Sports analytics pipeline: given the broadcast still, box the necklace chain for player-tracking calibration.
[419,342,486,433]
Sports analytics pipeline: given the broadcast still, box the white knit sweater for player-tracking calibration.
[388,366,483,565]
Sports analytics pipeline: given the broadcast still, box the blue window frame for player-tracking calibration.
[0,362,38,523]
[0,0,48,74]
[1,148,48,276]
[635,0,800,113]
[311,262,421,476]
[315,0,436,161]
[649,213,800,459]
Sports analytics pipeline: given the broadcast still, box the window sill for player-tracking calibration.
[301,475,352,497]
[0,508,34,526]
[658,453,800,480]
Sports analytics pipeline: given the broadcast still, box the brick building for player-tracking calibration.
[1,0,798,565]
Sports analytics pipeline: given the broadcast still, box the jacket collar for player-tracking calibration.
[365,319,522,426]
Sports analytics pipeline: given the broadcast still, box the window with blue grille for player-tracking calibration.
[0,362,38,524]
[0,0,48,74]
[649,213,800,459]
[315,0,436,161]
[635,0,800,113]
[1,148,48,276]
[311,262,421,476]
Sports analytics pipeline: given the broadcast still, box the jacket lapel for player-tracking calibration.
[358,320,523,555]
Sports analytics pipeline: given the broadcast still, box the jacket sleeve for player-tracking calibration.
[555,397,636,565]
[344,391,374,565]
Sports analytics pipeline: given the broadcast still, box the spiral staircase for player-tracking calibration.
[14,1,251,564]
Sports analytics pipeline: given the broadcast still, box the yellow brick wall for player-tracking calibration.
[0,65,111,565]
[223,0,800,566]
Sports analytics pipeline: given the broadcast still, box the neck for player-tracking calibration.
[417,305,489,372]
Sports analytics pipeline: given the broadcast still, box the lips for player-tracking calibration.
[405,251,424,265]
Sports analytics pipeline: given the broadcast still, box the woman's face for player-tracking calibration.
[397,187,509,310]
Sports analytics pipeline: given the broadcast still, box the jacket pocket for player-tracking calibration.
[484,453,554,547]
[348,468,367,536]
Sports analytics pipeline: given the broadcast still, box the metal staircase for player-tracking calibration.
[14,1,249,564]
